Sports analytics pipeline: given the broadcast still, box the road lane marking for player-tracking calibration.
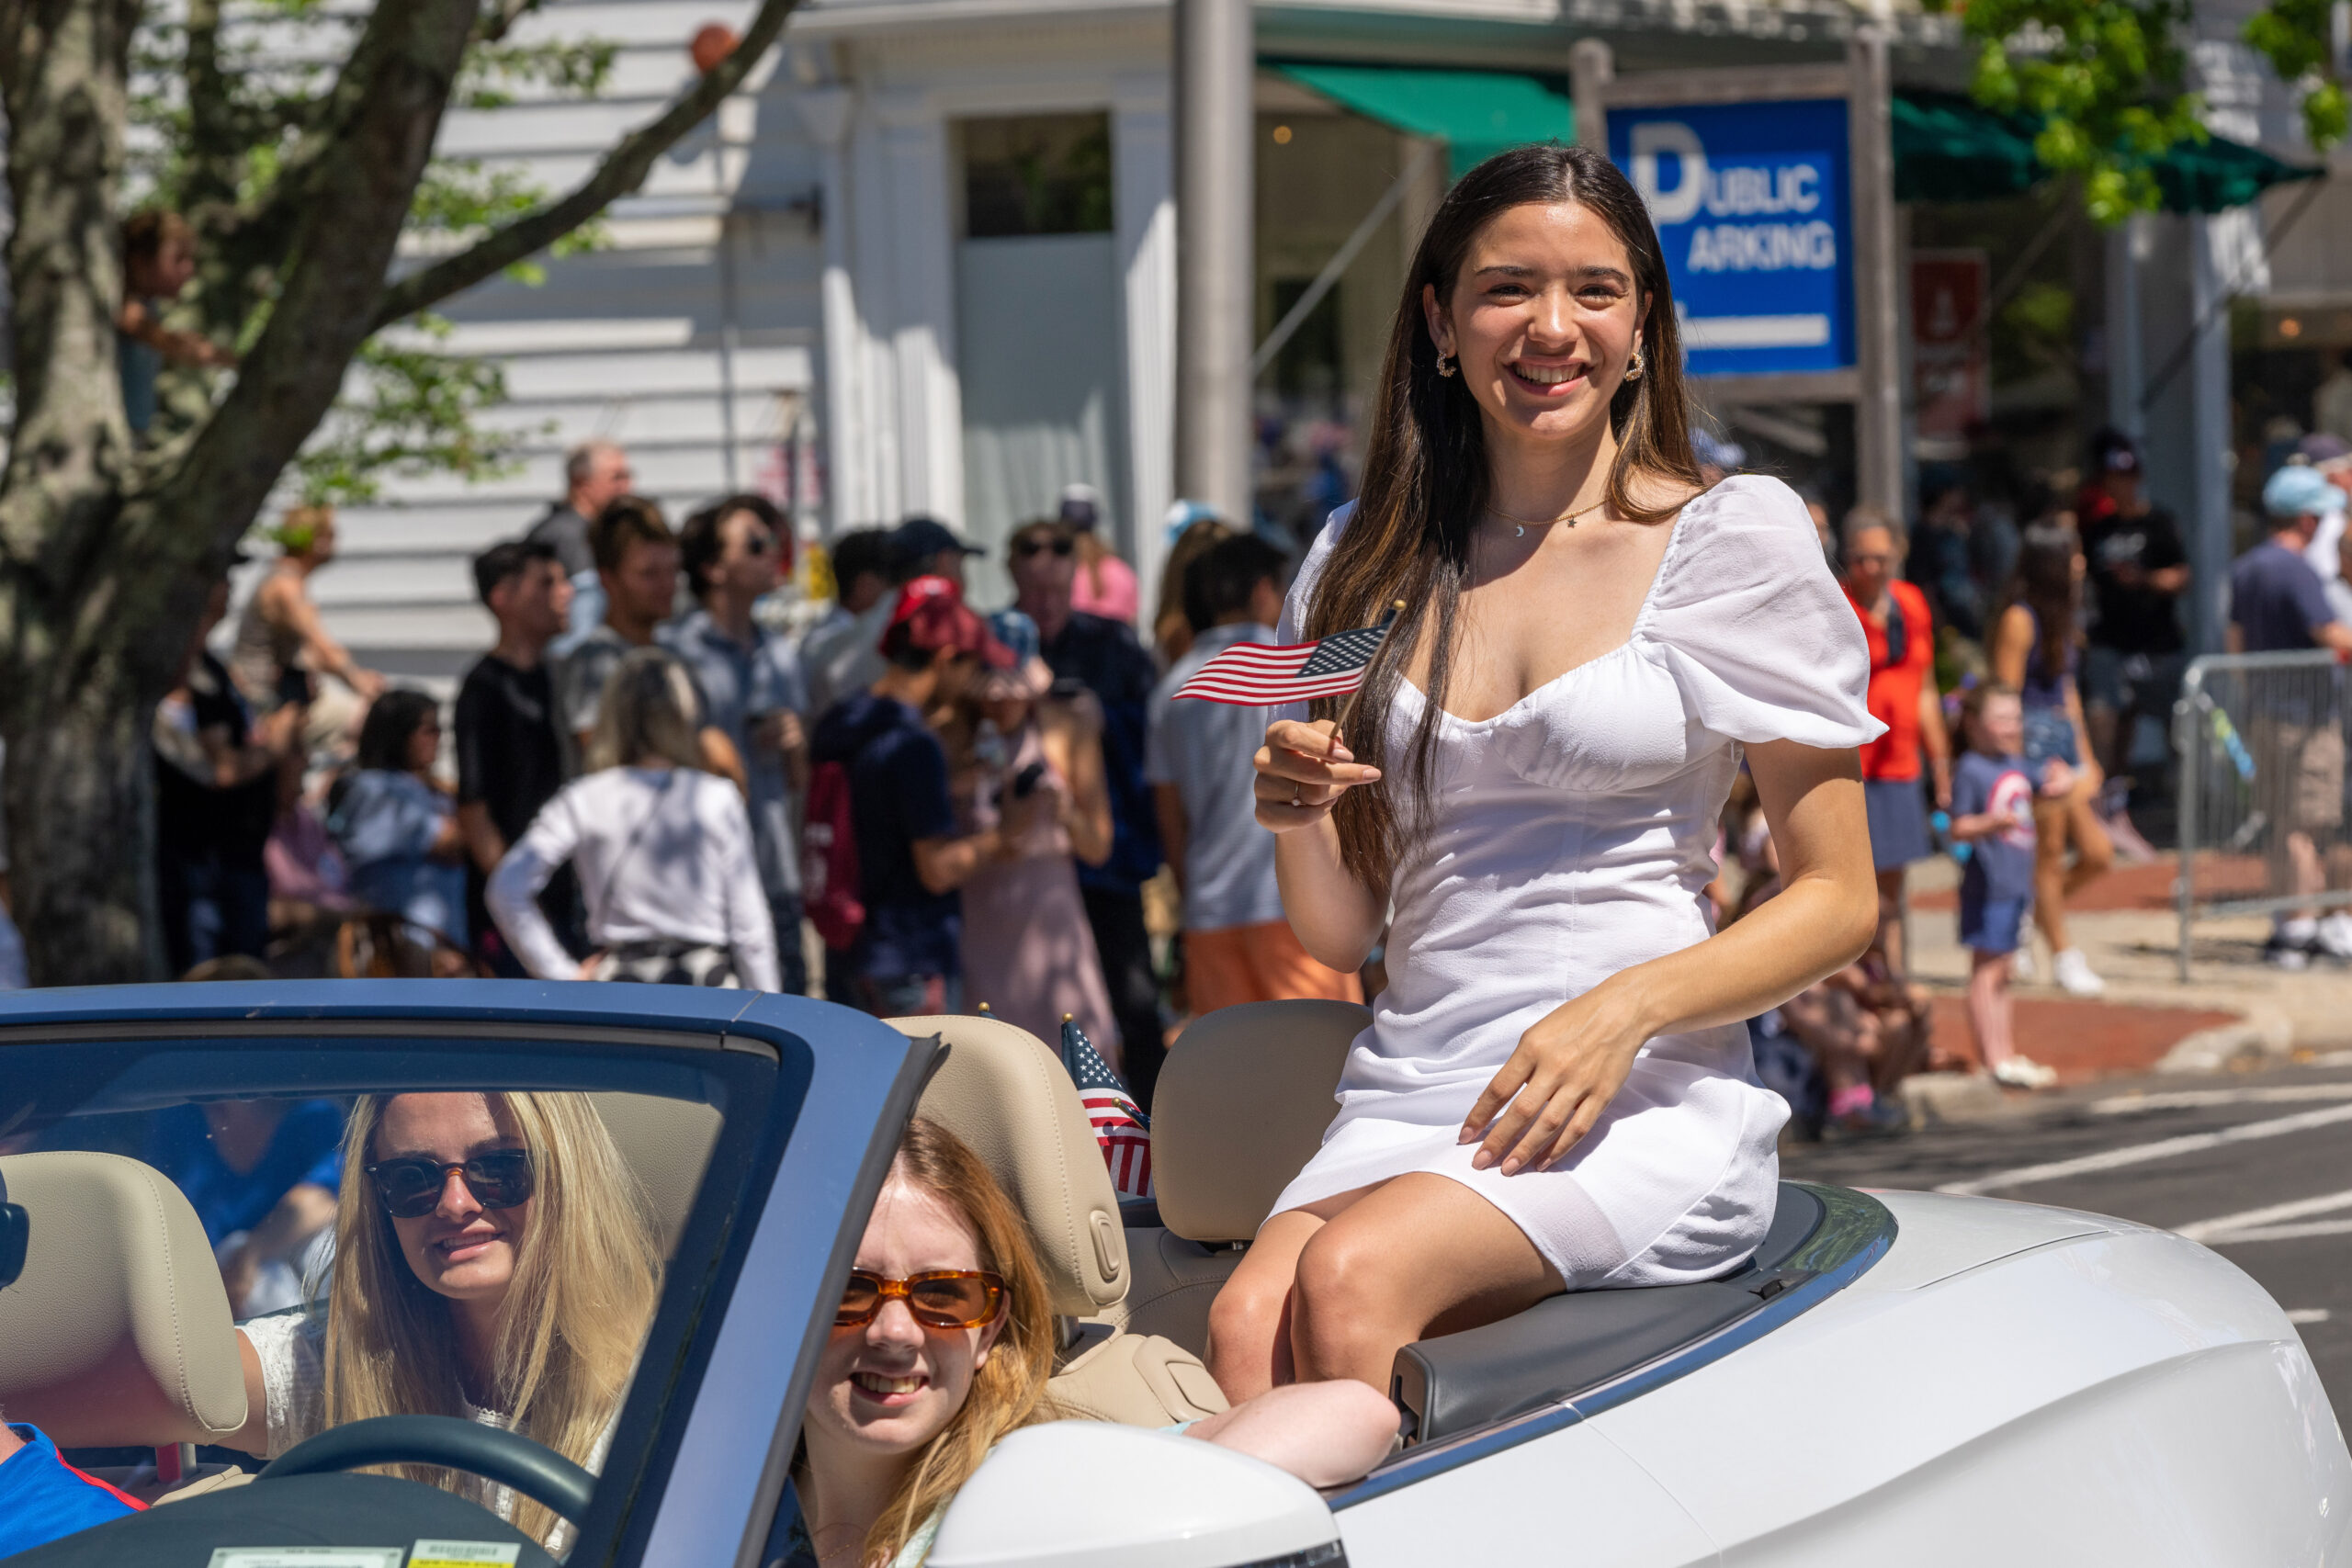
[2209,1219,2352,1244]
[2290,1309,2333,1325]
[2092,1084,2352,1115]
[2177,1188,2352,1242]
[1936,1101,2352,1196]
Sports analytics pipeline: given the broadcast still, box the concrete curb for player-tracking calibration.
[2154,1007,2297,1075]
[1900,1071,2006,1125]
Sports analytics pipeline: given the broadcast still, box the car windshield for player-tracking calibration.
[0,1012,792,1562]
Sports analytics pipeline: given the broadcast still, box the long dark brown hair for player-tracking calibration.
[1993,521,2082,685]
[1304,142,1701,888]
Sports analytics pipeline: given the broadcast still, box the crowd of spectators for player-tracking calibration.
[91,449,1371,1114]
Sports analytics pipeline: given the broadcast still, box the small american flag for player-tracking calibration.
[1171,606,1399,706]
[1061,1015,1152,1199]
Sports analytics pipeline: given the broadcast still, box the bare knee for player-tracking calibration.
[1291,1227,1404,1374]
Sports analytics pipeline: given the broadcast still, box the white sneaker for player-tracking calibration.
[1993,1056,2059,1089]
[2011,946,2036,984]
[2052,948,2106,996]
[2318,913,2352,961]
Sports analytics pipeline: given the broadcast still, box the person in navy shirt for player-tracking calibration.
[2232,465,2352,967]
[1950,684,2060,1091]
[0,1421,143,1553]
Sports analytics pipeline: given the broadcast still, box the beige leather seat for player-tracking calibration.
[888,1016,1227,1426]
[589,1091,722,1256]
[1108,999,1368,1356]
[0,1151,254,1503]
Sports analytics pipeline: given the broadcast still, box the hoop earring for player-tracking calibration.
[1436,352,1457,378]
[1624,348,1645,383]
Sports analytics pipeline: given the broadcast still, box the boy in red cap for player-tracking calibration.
[807,577,1033,1016]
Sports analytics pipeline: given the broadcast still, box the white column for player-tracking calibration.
[1173,0,1254,525]
[875,89,965,526]
[2188,213,2233,655]
[846,103,903,524]
[794,86,867,533]
[2105,214,2147,441]
[1115,76,1177,634]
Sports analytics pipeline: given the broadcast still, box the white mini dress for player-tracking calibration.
[1269,475,1883,1286]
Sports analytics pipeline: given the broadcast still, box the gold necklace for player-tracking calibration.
[1485,497,1610,537]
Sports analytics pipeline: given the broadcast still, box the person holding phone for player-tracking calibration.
[941,611,1120,1057]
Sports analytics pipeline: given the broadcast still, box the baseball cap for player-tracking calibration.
[2302,433,2352,466]
[2263,462,2346,519]
[1058,482,1103,532]
[880,575,1016,668]
[891,516,985,573]
[2090,427,2140,473]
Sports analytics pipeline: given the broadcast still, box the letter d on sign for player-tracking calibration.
[1631,121,1708,226]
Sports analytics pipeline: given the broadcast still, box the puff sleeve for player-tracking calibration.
[1639,476,1884,750]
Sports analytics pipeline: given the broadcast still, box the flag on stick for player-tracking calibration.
[1060,1014,1152,1199]
[1171,604,1400,706]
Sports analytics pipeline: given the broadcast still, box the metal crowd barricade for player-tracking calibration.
[2174,649,2352,978]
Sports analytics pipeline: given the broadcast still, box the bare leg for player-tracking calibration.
[1288,1173,1566,1392]
[2030,795,2071,954]
[1207,1188,1367,1401]
[1872,866,1907,981]
[2059,777,2113,899]
[1967,950,2015,1069]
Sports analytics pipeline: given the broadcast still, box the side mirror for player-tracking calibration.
[928,1421,1345,1568]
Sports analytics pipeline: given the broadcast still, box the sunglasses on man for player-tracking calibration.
[833,1269,1006,1331]
[366,1148,536,1219]
[1012,537,1074,559]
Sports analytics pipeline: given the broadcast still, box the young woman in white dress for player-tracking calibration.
[1206,144,1885,1398]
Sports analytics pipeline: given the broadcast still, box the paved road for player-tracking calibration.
[1783,1056,2352,1417]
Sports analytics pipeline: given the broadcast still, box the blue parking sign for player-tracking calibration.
[1607,98,1853,378]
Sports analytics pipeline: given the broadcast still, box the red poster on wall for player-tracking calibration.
[1912,250,1989,442]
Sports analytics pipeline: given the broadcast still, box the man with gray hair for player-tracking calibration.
[527,439,635,647]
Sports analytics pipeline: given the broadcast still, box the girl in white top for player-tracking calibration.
[229,1090,660,1555]
[1205,144,1883,1400]
[490,646,781,990]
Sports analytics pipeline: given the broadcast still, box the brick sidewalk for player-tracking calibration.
[1925,995,2240,1087]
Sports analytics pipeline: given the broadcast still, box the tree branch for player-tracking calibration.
[481,0,541,45]
[368,0,805,330]
[135,0,480,589]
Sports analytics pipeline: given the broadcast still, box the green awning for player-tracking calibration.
[1891,87,2316,211]
[1275,64,2312,214]
[1891,90,2041,204]
[1272,62,1576,181]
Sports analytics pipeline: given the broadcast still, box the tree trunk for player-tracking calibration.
[5,672,161,985]
[0,0,476,986]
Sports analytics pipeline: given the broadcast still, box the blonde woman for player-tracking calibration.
[228,1090,661,1552]
[229,505,384,753]
[488,646,780,989]
[790,1117,1394,1568]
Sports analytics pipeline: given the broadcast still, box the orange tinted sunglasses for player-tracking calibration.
[835,1269,1006,1330]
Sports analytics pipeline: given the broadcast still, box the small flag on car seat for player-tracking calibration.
[1170,604,1400,706]
[1061,1015,1152,1200]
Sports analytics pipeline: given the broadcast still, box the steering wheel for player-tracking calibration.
[257,1414,596,1523]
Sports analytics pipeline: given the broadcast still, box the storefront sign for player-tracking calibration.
[1911,249,1989,441]
[1607,98,1854,378]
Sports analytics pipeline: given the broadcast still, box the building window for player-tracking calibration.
[962,114,1114,239]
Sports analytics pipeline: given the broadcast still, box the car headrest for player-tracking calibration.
[0,1152,247,1441]
[588,1092,721,1258]
[891,1016,1127,1316]
[1150,999,1368,1244]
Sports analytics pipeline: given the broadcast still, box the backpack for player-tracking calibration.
[800,759,865,951]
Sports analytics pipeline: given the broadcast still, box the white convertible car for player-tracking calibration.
[0,982,2343,1566]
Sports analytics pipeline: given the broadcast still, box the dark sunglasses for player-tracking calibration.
[1012,537,1074,558]
[365,1148,536,1219]
[835,1269,1005,1331]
